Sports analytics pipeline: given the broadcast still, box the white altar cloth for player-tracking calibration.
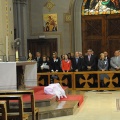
[16,61,37,87]
[0,62,16,90]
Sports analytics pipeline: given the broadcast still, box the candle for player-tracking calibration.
[16,50,19,59]
[6,36,8,61]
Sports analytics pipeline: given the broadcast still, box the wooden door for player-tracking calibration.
[82,15,120,57]
[82,16,106,56]
[27,38,57,58]
[106,15,120,57]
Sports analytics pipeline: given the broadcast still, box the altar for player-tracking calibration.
[0,61,37,90]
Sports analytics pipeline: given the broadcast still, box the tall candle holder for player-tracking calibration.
[6,36,8,62]
[16,50,19,61]
[16,58,19,61]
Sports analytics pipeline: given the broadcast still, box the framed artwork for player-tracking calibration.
[82,0,120,15]
[43,14,58,32]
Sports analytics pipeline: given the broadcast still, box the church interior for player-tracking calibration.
[0,0,120,120]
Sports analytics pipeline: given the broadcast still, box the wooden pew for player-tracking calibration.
[0,101,7,120]
[0,95,28,120]
[0,90,39,120]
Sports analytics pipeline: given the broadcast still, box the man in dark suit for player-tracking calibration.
[84,49,97,71]
[72,52,83,72]
[72,52,84,87]
[34,52,42,72]
[83,49,97,87]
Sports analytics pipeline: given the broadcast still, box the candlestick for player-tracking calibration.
[6,36,8,62]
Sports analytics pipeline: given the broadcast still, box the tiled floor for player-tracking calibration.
[45,90,120,120]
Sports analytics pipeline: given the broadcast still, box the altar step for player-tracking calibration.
[38,100,79,119]
[24,86,69,107]
[10,86,84,119]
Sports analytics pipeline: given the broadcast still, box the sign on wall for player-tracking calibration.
[82,0,120,15]
[43,14,58,32]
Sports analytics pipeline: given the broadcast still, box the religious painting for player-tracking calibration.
[43,14,58,32]
[82,0,120,15]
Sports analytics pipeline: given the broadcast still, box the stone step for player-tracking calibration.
[11,86,69,108]
[38,100,79,119]
[25,86,69,107]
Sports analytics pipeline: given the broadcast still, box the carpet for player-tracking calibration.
[10,86,84,105]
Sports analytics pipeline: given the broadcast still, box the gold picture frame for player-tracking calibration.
[43,14,58,32]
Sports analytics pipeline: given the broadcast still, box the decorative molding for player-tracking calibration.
[44,0,55,11]
[13,0,27,4]
[64,13,71,22]
[69,0,75,13]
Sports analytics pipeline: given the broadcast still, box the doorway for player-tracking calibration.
[27,38,57,58]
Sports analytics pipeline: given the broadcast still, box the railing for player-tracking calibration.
[37,72,74,89]
[37,71,120,90]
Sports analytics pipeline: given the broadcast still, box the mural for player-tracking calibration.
[82,0,120,15]
[43,14,58,32]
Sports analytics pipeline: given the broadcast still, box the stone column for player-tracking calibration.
[13,0,27,57]
[0,0,14,61]
[74,0,83,52]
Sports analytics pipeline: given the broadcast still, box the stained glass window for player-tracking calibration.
[82,0,120,15]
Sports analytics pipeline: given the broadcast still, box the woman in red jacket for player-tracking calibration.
[61,54,71,72]
[61,54,72,88]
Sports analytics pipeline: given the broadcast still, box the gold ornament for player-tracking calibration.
[44,0,55,11]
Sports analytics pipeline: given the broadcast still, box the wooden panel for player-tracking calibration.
[107,18,120,36]
[27,38,57,58]
[108,39,120,57]
[85,20,102,36]
[82,15,120,57]
[106,15,120,57]
[82,16,104,55]
[85,39,102,55]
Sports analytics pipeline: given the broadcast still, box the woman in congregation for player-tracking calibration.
[98,53,109,87]
[61,54,72,88]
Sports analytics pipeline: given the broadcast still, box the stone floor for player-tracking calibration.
[45,90,120,120]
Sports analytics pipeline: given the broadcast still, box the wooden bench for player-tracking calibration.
[0,90,39,120]
[0,95,29,120]
[0,101,7,120]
